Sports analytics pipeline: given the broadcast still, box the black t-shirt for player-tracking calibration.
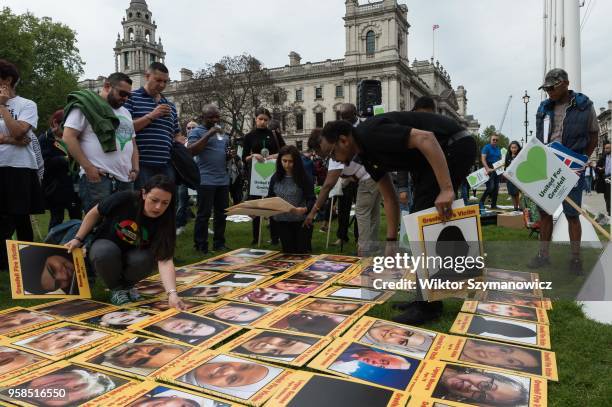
[353,112,465,181]
[95,191,157,252]
[241,128,286,160]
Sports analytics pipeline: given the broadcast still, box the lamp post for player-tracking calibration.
[523,90,530,143]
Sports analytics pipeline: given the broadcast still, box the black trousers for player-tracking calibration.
[248,195,279,243]
[195,185,229,250]
[336,182,357,242]
[479,171,500,208]
[89,239,154,290]
[49,202,82,230]
[276,221,313,254]
[604,186,610,215]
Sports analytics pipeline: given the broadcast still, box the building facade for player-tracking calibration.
[80,0,480,148]
[595,100,612,160]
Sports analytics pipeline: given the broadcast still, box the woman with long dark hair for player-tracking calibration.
[242,107,286,244]
[66,175,186,309]
[267,145,315,253]
[504,141,522,211]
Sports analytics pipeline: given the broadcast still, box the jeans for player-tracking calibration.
[89,239,154,290]
[79,175,133,213]
[584,175,592,193]
[479,171,500,208]
[135,164,175,190]
[194,185,229,250]
[176,184,191,228]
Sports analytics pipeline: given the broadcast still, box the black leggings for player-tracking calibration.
[276,221,312,254]
[89,239,155,290]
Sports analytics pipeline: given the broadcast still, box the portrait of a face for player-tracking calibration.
[302,299,361,315]
[128,386,231,407]
[306,261,352,273]
[144,313,230,345]
[0,309,55,335]
[206,303,272,326]
[14,325,111,356]
[134,280,166,296]
[290,271,335,282]
[0,365,129,407]
[213,273,265,287]
[361,320,436,359]
[179,354,283,400]
[236,288,298,305]
[35,299,110,318]
[271,310,347,337]
[0,346,45,373]
[484,292,544,308]
[487,270,532,282]
[433,364,530,406]
[268,280,321,294]
[476,302,538,321]
[180,285,234,300]
[17,244,78,295]
[233,331,319,361]
[83,310,153,329]
[135,299,204,312]
[459,339,543,375]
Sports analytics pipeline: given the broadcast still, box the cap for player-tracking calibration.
[538,68,569,90]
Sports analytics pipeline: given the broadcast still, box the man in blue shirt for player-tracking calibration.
[479,134,502,209]
[124,62,183,188]
[187,105,230,253]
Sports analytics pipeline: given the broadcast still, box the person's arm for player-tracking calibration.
[396,171,410,207]
[187,127,220,156]
[63,127,103,182]
[407,128,455,220]
[378,173,400,240]
[132,104,172,132]
[158,259,187,310]
[481,150,492,173]
[129,139,139,182]
[0,106,31,142]
[303,169,342,226]
[65,205,102,252]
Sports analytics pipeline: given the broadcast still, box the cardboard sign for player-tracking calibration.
[504,137,578,214]
[467,167,490,188]
[249,159,276,196]
[461,300,549,324]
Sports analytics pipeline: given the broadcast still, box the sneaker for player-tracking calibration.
[176,226,186,236]
[110,289,131,306]
[213,245,231,252]
[569,258,583,276]
[527,253,551,269]
[127,286,144,301]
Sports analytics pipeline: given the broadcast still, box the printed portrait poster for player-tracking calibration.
[228,286,305,307]
[253,307,356,338]
[128,309,241,348]
[154,349,293,407]
[218,328,331,367]
[450,313,551,349]
[7,240,91,299]
[76,308,157,331]
[126,297,209,313]
[461,300,549,324]
[72,333,197,380]
[145,267,219,285]
[0,343,54,384]
[308,338,422,392]
[32,298,117,319]
[467,166,490,189]
[178,283,237,302]
[296,298,372,318]
[249,158,277,196]
[505,136,578,215]
[473,291,553,310]
[437,336,558,381]
[9,322,117,361]
[484,268,544,297]
[0,307,58,338]
[104,380,243,407]
[315,286,394,304]
[261,277,327,295]
[341,316,443,360]
[196,301,276,327]
[266,371,409,407]
[0,360,138,407]
[407,360,547,407]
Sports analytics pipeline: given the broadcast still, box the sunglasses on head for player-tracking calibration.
[542,81,563,92]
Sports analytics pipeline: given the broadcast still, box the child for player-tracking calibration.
[267,145,315,253]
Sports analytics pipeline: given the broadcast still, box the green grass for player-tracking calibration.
[2,209,611,406]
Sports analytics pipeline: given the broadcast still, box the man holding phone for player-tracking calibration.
[125,62,184,188]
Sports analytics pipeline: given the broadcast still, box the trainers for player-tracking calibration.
[110,289,131,306]
[527,253,551,269]
[569,258,583,275]
[176,226,186,236]
[127,286,144,301]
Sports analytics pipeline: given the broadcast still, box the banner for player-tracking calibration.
[249,159,276,196]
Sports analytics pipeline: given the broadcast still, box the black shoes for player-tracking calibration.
[392,301,443,325]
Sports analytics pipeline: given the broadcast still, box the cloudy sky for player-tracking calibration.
[5,0,611,141]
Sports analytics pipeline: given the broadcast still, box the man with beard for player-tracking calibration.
[102,341,187,371]
[63,72,139,212]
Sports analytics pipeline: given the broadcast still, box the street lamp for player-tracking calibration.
[523,90,530,143]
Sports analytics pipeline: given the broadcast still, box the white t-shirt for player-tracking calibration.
[328,158,371,181]
[64,106,136,182]
[0,96,38,169]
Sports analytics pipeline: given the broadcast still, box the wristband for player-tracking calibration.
[74,236,84,243]
[167,289,178,296]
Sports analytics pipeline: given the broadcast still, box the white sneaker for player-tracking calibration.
[176,226,186,236]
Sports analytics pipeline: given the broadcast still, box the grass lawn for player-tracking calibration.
[1,208,611,406]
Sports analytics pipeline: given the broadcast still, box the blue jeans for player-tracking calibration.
[460,180,470,206]
[584,175,592,193]
[79,175,133,213]
[562,173,585,218]
[479,171,500,208]
[135,164,175,190]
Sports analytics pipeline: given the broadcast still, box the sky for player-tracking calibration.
[4,0,611,141]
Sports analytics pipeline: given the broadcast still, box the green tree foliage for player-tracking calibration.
[0,7,84,130]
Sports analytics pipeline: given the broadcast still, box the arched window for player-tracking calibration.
[128,28,134,41]
[145,30,151,42]
[366,31,376,55]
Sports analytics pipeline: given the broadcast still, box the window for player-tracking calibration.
[315,86,323,100]
[150,54,156,64]
[296,140,303,151]
[336,110,341,120]
[273,92,280,104]
[296,113,304,131]
[295,89,303,102]
[124,52,129,69]
[335,85,344,98]
[366,30,376,55]
[315,112,324,128]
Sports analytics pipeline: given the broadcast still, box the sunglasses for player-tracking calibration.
[113,87,131,98]
[542,81,563,92]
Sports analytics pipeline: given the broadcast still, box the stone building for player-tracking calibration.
[80,0,480,148]
[595,100,612,159]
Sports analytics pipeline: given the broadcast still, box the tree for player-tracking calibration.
[178,54,288,138]
[0,7,84,130]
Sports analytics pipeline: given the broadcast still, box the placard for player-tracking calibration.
[461,300,549,324]
[0,307,58,338]
[31,298,116,319]
[249,158,277,196]
[253,307,356,338]
[0,343,53,384]
[315,286,394,304]
[473,291,553,310]
[196,301,276,327]
[296,298,372,318]
[7,240,90,299]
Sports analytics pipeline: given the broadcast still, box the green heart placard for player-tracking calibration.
[468,175,478,186]
[254,161,276,179]
[516,146,548,183]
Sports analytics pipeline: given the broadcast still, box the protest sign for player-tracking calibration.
[249,159,276,196]
[504,137,578,214]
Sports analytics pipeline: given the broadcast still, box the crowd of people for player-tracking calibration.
[1,57,610,319]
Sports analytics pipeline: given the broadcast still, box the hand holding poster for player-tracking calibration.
[249,158,276,196]
[504,137,578,214]
[467,167,490,188]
